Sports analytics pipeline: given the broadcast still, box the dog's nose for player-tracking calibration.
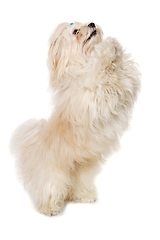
[88,22,96,28]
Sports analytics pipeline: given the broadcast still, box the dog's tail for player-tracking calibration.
[10,119,47,157]
[10,118,47,183]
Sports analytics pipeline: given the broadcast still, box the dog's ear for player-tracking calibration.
[48,23,70,85]
[48,38,68,75]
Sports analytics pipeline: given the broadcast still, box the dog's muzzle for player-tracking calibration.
[87,22,97,40]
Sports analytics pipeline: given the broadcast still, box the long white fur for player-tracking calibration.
[10,22,140,216]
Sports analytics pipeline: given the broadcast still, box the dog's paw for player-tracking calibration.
[74,196,97,203]
[96,37,123,70]
[40,208,61,217]
[71,190,97,203]
[38,202,63,217]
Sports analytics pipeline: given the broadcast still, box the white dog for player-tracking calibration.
[10,22,140,216]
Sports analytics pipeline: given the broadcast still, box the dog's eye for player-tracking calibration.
[73,29,79,35]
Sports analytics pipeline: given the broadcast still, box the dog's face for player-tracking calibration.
[69,22,103,50]
[48,22,103,80]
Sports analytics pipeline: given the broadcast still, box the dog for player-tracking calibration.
[10,22,140,216]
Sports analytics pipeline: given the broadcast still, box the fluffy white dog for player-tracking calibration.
[10,22,140,216]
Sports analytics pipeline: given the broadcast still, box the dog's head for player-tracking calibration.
[48,22,103,83]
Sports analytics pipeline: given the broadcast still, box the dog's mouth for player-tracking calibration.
[84,30,97,45]
[88,30,97,40]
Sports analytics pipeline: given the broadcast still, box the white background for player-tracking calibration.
[0,0,160,239]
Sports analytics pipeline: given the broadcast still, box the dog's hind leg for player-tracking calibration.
[70,162,99,203]
[33,171,69,216]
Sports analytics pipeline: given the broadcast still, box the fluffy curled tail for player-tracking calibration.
[10,119,47,157]
[10,118,47,183]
